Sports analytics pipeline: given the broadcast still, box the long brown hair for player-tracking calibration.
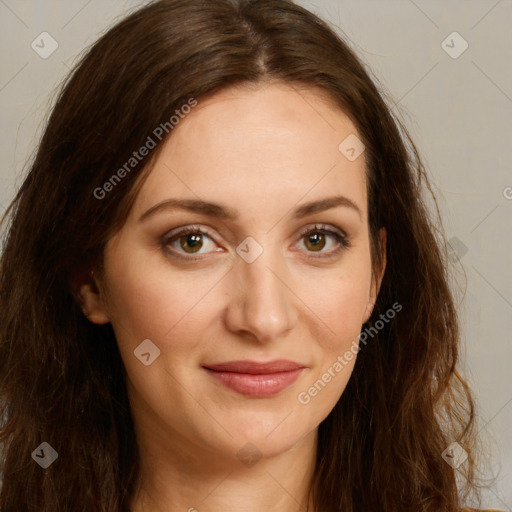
[0,0,485,510]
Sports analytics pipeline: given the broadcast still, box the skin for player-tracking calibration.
[78,81,386,512]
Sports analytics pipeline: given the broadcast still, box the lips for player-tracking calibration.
[204,359,305,374]
[203,359,306,397]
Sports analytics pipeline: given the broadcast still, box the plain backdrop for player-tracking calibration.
[0,0,511,509]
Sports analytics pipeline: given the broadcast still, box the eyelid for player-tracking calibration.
[161,222,351,260]
[293,223,351,258]
[296,223,347,241]
[161,224,220,261]
[165,224,216,241]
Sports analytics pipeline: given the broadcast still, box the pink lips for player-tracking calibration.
[203,359,306,397]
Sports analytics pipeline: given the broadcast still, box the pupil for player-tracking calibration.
[181,233,202,252]
[307,233,325,251]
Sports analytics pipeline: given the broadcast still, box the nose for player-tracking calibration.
[223,245,298,344]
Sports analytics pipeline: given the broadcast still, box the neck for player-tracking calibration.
[129,427,318,512]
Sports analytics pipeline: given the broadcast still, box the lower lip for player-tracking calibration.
[204,368,304,397]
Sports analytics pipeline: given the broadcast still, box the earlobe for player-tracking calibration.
[362,300,375,324]
[73,270,110,325]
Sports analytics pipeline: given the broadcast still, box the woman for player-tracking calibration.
[0,0,499,511]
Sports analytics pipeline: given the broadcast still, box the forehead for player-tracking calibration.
[131,82,368,223]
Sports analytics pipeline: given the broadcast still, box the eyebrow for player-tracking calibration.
[139,194,363,222]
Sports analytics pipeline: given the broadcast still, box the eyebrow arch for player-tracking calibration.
[139,194,362,223]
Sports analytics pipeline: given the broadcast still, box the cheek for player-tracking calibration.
[299,263,373,349]
[317,277,368,321]
[102,241,223,357]
[101,246,223,416]
[293,274,369,418]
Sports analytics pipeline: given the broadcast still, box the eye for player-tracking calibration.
[295,223,351,258]
[161,223,351,261]
[162,225,220,260]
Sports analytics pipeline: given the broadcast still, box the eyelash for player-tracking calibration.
[161,223,351,261]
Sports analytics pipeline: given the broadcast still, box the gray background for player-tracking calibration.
[0,0,511,508]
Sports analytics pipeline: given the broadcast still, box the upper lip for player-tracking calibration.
[203,359,306,374]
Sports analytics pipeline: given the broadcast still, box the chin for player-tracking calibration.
[227,419,312,458]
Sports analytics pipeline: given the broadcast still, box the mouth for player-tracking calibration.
[202,359,306,397]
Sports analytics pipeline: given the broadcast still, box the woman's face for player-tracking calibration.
[84,82,386,464]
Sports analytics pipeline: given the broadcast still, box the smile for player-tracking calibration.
[203,360,306,397]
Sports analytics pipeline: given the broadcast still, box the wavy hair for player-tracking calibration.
[0,0,485,510]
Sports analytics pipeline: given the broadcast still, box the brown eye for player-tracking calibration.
[297,224,351,258]
[304,232,326,252]
[178,232,204,253]
[162,226,218,259]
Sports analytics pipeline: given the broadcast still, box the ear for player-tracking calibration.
[362,227,387,324]
[71,268,110,325]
